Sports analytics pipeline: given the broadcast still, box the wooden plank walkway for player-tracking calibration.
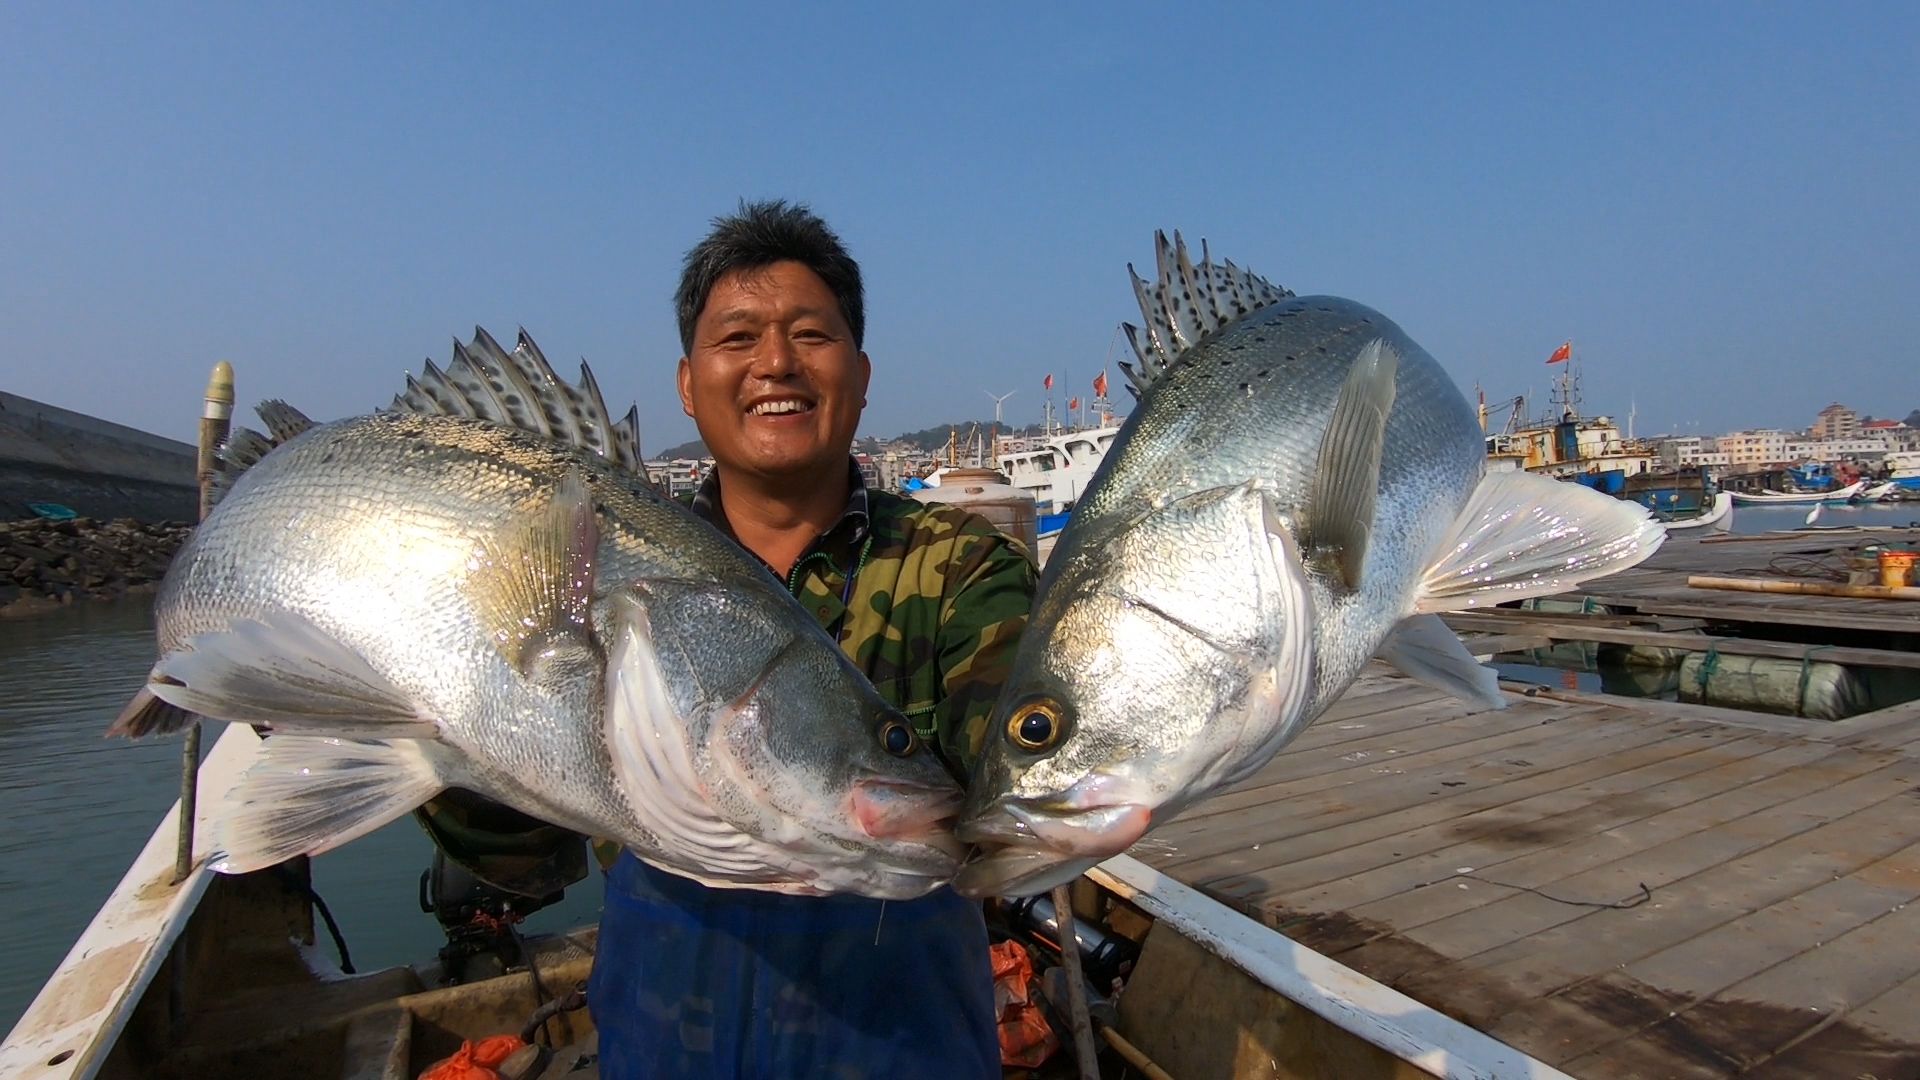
[1135,669,1920,1078]
[1553,525,1920,636]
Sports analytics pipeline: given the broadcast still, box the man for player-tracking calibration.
[583,201,1037,1078]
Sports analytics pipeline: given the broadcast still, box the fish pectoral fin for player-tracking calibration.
[469,468,601,682]
[209,734,444,874]
[1304,338,1399,589]
[1414,470,1667,613]
[107,686,197,738]
[147,612,439,738]
[1377,614,1506,710]
[603,590,779,880]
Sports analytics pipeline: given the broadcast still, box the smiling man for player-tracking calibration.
[585,201,1037,1079]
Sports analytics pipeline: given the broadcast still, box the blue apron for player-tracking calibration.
[588,852,999,1079]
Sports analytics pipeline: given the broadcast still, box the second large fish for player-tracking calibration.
[955,234,1665,897]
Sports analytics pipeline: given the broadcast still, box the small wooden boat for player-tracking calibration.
[1661,490,1733,532]
[1729,480,1864,505]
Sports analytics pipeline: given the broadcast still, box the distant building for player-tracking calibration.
[645,457,711,499]
[1716,429,1792,466]
[1811,403,1860,441]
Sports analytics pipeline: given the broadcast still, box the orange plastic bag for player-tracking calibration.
[989,940,1058,1068]
[418,1033,526,1080]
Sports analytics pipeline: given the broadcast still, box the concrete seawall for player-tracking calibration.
[0,392,198,521]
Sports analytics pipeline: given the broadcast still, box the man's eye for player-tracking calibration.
[721,332,756,346]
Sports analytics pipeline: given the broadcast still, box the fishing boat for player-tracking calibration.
[1728,480,1865,505]
[1660,490,1734,531]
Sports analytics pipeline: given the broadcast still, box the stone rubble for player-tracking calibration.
[1,516,192,616]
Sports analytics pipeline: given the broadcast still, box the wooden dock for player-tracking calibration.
[1136,671,1920,1078]
[1549,525,1920,637]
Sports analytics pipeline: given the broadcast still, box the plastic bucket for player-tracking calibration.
[1879,550,1919,587]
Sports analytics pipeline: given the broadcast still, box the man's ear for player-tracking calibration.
[857,350,871,407]
[677,356,695,418]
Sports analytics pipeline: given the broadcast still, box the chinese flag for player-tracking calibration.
[1044,373,1053,390]
[1093,371,1109,398]
[1546,341,1572,365]
[1069,397,1080,411]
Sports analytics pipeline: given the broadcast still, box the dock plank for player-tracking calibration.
[1329,739,1904,940]
[1246,733,1814,918]
[1380,760,1920,977]
[1156,706,1681,880]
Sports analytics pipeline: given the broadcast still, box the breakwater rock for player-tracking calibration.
[2,517,191,616]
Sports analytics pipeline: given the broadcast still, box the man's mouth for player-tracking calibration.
[746,397,815,417]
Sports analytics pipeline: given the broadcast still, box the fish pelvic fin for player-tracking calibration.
[145,612,440,738]
[468,468,603,684]
[1377,613,1506,710]
[1120,230,1294,397]
[385,327,646,474]
[1304,339,1399,589]
[209,734,444,874]
[1415,470,1667,612]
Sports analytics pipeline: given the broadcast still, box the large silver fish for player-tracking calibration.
[113,328,963,900]
[954,234,1664,897]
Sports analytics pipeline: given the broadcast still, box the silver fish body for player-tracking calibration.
[954,237,1662,897]
[127,338,963,901]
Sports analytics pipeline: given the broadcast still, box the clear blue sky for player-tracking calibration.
[5,4,1915,449]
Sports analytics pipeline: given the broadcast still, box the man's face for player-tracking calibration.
[679,261,870,482]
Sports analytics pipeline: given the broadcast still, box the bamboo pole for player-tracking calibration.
[1686,574,1920,601]
[1097,1025,1175,1080]
[1050,883,1101,1080]
[174,361,233,884]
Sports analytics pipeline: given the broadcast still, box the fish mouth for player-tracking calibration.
[950,796,1153,899]
[849,778,964,841]
[952,845,1100,899]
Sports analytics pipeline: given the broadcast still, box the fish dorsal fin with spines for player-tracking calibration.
[256,400,315,442]
[1119,230,1295,398]
[206,326,649,513]
[384,327,645,473]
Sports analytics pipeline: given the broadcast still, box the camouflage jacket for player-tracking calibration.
[421,461,1037,889]
[688,462,1038,773]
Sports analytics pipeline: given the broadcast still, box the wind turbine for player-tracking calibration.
[985,390,1016,464]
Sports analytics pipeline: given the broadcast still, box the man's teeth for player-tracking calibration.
[750,400,811,416]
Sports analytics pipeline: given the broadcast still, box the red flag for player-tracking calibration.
[1069,397,1080,411]
[1044,373,1053,390]
[1546,340,1572,365]
[1093,371,1109,398]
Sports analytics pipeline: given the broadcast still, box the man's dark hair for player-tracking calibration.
[675,199,865,353]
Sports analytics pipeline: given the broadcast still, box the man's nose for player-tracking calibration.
[751,333,799,377]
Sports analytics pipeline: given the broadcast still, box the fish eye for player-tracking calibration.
[1006,698,1067,752]
[880,720,917,757]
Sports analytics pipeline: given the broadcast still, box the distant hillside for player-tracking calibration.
[654,438,707,459]
[886,420,1047,452]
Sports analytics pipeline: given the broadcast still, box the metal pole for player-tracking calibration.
[174,361,233,884]
[1050,883,1100,1080]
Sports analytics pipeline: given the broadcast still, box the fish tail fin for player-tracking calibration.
[1415,471,1667,612]
[209,734,443,874]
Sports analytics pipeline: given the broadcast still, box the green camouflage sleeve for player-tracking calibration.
[932,527,1039,778]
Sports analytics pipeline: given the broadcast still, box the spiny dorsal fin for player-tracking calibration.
[1119,230,1294,397]
[384,328,644,473]
[256,400,315,442]
[206,426,275,510]
[209,327,649,514]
